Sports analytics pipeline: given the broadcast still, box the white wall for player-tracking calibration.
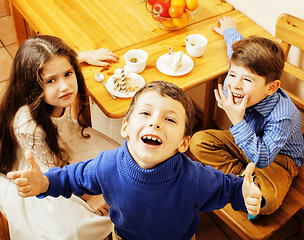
[226,0,304,68]
[226,0,304,35]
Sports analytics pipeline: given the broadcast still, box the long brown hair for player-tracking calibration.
[0,35,90,174]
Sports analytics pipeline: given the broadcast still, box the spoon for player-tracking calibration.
[94,72,116,100]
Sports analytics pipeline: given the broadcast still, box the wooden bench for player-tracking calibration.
[212,13,304,240]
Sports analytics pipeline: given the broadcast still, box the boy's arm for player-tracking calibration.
[213,16,244,59]
[7,150,103,199]
[196,163,262,214]
[230,117,294,168]
[213,17,247,125]
[7,150,49,197]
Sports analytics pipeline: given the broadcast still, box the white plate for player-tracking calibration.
[105,73,145,98]
[156,53,194,76]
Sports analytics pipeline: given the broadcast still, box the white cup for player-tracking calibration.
[185,34,208,58]
[124,49,148,73]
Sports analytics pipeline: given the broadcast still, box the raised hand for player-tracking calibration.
[6,150,49,198]
[78,48,119,67]
[242,163,262,215]
[213,16,237,35]
[214,84,248,126]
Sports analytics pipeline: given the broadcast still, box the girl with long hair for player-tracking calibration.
[0,35,119,239]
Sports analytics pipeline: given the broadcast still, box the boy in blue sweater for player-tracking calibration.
[190,17,304,216]
[8,81,263,240]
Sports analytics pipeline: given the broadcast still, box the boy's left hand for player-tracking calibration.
[242,163,262,215]
[214,84,248,126]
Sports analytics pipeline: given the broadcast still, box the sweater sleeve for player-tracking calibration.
[37,152,105,199]
[196,165,246,212]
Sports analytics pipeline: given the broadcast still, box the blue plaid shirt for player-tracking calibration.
[222,28,304,168]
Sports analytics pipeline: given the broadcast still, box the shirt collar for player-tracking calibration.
[248,91,279,117]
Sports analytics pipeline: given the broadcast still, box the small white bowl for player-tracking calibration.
[185,34,208,58]
[124,49,148,73]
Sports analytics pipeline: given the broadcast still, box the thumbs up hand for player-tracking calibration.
[242,163,262,215]
[7,150,49,197]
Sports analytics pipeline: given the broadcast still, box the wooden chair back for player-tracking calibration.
[276,13,304,116]
[211,13,304,240]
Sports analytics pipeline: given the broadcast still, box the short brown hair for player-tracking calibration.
[231,36,285,84]
[125,81,195,137]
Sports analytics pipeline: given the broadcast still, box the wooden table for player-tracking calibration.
[10,0,233,49]
[10,0,273,128]
[82,10,274,128]
[10,0,235,128]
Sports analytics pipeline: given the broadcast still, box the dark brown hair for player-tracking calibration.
[125,81,195,137]
[0,35,90,174]
[231,36,285,84]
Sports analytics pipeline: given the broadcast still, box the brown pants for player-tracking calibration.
[189,129,299,215]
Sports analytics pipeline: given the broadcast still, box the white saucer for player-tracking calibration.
[156,53,194,76]
[105,73,145,98]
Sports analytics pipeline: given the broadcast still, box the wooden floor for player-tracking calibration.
[0,1,303,239]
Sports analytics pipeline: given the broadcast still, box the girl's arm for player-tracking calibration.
[13,106,59,171]
[81,194,109,216]
[77,48,119,67]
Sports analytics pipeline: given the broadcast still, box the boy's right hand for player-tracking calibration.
[213,16,237,35]
[7,150,49,198]
[214,84,249,126]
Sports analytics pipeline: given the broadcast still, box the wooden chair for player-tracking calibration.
[0,210,10,240]
[211,13,304,240]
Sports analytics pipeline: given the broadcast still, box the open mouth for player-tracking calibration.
[141,135,162,146]
[233,93,244,103]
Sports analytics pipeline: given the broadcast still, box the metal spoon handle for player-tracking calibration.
[102,81,116,100]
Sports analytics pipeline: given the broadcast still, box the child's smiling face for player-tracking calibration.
[121,90,190,169]
[226,61,279,108]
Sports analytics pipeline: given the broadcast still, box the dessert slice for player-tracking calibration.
[165,47,183,72]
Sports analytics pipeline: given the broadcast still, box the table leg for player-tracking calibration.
[10,0,29,46]
[5,0,10,15]
[202,74,226,129]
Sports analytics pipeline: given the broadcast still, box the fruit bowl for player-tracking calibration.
[145,1,198,31]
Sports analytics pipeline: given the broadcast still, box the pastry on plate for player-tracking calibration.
[165,47,183,72]
[112,67,139,93]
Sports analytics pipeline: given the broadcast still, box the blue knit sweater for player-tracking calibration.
[40,140,246,240]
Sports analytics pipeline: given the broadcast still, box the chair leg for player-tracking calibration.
[0,211,10,240]
[300,219,304,240]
